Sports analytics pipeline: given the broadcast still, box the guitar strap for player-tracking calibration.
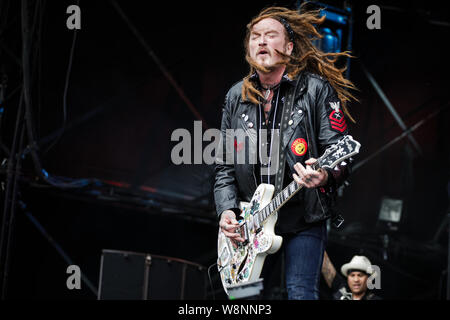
[273,76,302,195]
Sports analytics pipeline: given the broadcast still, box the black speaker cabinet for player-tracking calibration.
[98,249,207,300]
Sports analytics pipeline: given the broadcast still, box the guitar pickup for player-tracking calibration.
[239,222,249,242]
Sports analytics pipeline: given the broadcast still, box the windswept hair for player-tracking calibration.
[242,5,358,122]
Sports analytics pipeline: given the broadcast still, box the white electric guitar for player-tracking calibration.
[217,135,361,294]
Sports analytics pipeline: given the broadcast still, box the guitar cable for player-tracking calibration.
[207,262,217,300]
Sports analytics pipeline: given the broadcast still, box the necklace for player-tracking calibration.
[261,82,281,101]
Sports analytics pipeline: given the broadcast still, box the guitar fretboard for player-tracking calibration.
[256,162,319,225]
[256,180,301,224]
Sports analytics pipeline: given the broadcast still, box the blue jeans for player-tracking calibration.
[261,223,327,300]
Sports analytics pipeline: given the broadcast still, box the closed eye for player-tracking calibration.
[250,32,260,40]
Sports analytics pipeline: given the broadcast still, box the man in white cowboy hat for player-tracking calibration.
[321,251,382,300]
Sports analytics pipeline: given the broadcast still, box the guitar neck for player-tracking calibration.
[257,162,319,224]
[252,135,360,228]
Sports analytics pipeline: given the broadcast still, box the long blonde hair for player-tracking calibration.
[242,5,358,122]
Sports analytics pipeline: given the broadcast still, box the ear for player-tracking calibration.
[286,41,294,55]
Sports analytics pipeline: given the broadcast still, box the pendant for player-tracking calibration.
[264,89,270,101]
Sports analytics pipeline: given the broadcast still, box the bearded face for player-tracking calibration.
[248,18,293,70]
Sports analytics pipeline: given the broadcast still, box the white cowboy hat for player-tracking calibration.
[341,255,373,277]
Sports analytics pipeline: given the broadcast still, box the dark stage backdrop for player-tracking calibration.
[1,0,449,299]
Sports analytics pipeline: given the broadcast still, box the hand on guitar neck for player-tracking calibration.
[292,158,329,188]
[219,210,245,248]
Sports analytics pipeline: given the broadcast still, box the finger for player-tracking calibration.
[219,220,230,229]
[294,162,308,179]
[305,163,319,174]
[305,158,317,166]
[307,172,322,186]
[307,173,319,181]
[224,215,239,224]
[221,217,239,227]
[224,223,244,235]
[221,211,239,223]
[223,224,240,233]
[307,178,320,188]
[220,221,237,231]
[304,164,321,181]
[293,162,304,174]
[222,230,245,244]
[293,163,306,183]
[222,229,240,238]
[307,169,326,185]
[230,218,240,225]
[223,221,239,229]
[294,173,316,188]
[293,173,306,187]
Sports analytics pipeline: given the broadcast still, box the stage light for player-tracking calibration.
[299,1,353,77]
[378,197,403,231]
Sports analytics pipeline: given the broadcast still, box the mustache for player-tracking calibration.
[246,52,290,73]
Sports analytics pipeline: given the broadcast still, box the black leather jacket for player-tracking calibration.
[214,71,351,224]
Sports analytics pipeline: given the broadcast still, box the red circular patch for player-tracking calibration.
[291,138,307,156]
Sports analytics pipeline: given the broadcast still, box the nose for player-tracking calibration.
[258,35,267,46]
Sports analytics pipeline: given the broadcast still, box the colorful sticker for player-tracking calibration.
[253,237,259,249]
[291,138,307,156]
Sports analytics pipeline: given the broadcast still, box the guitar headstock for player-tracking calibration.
[318,135,361,170]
